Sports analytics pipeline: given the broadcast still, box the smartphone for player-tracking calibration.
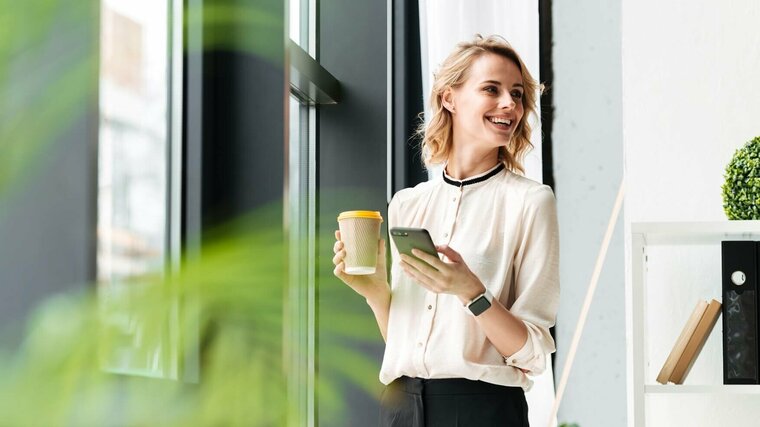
[389,227,438,259]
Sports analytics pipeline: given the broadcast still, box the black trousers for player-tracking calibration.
[379,376,529,427]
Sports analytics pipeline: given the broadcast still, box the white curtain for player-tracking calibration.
[418,1,555,426]
[419,0,543,183]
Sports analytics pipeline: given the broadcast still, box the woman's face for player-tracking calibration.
[444,53,525,149]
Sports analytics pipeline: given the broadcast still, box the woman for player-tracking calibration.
[332,35,559,426]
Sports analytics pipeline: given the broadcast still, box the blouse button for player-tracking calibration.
[452,197,456,202]
[443,233,448,238]
[427,305,432,310]
[417,342,423,348]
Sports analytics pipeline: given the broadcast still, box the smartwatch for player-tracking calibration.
[466,289,493,316]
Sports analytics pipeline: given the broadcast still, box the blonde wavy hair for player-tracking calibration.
[417,34,543,175]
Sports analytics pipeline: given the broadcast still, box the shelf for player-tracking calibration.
[645,384,760,394]
[628,221,760,425]
[632,221,760,245]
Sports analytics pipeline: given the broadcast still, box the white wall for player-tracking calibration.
[418,2,554,426]
[552,0,626,426]
[623,3,760,223]
[622,0,760,425]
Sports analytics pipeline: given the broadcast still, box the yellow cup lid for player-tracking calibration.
[337,210,383,222]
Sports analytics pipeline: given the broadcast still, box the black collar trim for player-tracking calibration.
[443,163,505,188]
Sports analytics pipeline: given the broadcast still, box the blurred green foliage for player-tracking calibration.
[0,0,97,211]
[0,200,385,425]
[191,0,284,62]
[0,0,385,424]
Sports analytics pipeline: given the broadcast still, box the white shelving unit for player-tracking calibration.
[628,221,760,426]
[644,384,760,394]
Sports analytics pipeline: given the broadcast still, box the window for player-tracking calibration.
[287,0,315,424]
[97,0,178,379]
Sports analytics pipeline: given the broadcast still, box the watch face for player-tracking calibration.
[469,296,491,316]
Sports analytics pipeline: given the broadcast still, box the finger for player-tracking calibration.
[332,249,345,265]
[409,248,444,272]
[335,229,341,241]
[333,239,343,253]
[401,253,443,281]
[400,258,436,287]
[333,261,348,280]
[401,261,438,292]
[436,245,462,262]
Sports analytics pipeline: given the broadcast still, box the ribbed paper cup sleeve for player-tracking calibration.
[338,215,382,275]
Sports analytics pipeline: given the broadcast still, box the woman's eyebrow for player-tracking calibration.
[479,80,524,89]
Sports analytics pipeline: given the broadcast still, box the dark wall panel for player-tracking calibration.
[317,0,388,425]
[201,51,286,231]
[0,3,97,347]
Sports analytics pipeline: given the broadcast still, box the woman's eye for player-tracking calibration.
[511,91,524,99]
[484,86,498,94]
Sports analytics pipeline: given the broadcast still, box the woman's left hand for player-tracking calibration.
[399,245,486,305]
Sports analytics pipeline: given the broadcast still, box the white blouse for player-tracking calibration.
[379,161,560,391]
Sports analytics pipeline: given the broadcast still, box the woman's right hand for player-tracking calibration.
[332,229,390,306]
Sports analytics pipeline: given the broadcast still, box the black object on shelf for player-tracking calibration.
[721,241,760,384]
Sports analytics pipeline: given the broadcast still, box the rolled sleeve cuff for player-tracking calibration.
[503,322,550,375]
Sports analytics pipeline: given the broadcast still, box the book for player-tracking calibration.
[655,300,708,385]
[670,299,723,384]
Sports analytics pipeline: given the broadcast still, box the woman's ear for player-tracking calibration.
[441,87,456,113]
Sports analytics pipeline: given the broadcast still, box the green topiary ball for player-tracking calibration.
[723,136,760,220]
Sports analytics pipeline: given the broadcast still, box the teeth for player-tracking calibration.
[489,117,512,125]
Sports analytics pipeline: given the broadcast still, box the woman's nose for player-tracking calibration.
[499,94,516,109]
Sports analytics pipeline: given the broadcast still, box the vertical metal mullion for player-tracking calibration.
[283,0,318,424]
[287,92,310,427]
[306,1,318,426]
[182,0,203,384]
[386,0,393,203]
[166,0,185,381]
[306,107,317,427]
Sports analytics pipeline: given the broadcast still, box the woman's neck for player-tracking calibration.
[445,149,500,180]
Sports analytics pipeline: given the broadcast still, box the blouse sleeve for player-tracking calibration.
[504,184,560,375]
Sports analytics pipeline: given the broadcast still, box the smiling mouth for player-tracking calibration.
[487,116,513,130]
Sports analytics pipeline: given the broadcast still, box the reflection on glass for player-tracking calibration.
[287,89,311,423]
[289,0,300,44]
[289,0,308,48]
[97,0,172,377]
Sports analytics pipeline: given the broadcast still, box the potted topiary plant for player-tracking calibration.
[722,136,760,220]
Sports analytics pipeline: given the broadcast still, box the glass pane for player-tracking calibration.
[289,0,300,45]
[289,0,308,48]
[287,93,311,425]
[97,0,172,377]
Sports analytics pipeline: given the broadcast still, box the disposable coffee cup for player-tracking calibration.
[337,210,384,275]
